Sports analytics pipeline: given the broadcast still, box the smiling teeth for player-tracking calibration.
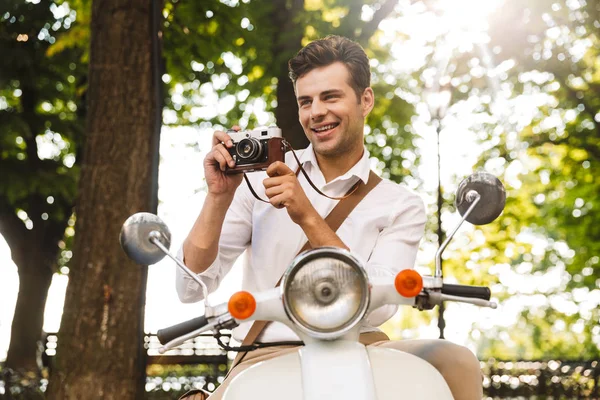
[314,124,336,132]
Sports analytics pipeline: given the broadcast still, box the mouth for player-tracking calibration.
[311,123,340,137]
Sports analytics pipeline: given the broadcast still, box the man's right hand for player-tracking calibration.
[204,127,244,197]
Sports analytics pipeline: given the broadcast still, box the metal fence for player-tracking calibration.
[1,333,598,399]
[482,359,599,399]
[144,332,230,396]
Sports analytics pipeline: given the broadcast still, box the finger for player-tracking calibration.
[214,143,236,168]
[231,125,241,131]
[266,161,293,178]
[262,175,290,189]
[207,143,233,166]
[269,193,288,209]
[212,150,229,172]
[213,130,234,148]
[264,185,285,199]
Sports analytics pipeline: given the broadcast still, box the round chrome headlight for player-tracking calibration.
[281,247,370,340]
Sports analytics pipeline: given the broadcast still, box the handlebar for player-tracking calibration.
[157,315,209,345]
[441,283,491,301]
[155,283,493,348]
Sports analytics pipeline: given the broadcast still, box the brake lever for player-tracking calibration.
[415,291,497,310]
[438,293,497,308]
[158,313,237,354]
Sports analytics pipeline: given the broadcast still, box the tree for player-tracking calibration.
[0,0,85,377]
[2,0,421,392]
[44,0,162,396]
[480,0,600,358]
[433,0,600,358]
[161,0,417,181]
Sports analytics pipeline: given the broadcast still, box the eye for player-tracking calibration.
[299,99,312,107]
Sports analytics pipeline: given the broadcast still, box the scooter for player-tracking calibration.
[120,172,506,399]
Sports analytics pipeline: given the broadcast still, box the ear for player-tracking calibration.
[361,87,375,118]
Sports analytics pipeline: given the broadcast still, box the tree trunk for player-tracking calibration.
[1,68,76,378]
[272,0,308,150]
[5,262,54,372]
[45,0,162,397]
[1,195,71,378]
[0,196,70,398]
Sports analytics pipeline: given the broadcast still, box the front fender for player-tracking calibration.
[222,344,453,400]
[223,351,303,400]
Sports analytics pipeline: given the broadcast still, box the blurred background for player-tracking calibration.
[1,0,599,398]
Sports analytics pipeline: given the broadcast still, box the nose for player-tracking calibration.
[310,99,326,120]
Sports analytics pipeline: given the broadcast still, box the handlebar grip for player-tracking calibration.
[441,284,491,301]
[157,316,209,345]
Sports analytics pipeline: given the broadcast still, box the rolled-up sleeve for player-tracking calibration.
[365,193,427,326]
[175,183,254,303]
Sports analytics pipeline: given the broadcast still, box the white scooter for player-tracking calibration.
[120,172,506,399]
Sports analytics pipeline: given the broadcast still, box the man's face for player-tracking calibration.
[295,62,374,158]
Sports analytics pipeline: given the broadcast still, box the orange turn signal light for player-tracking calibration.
[228,291,257,320]
[394,269,423,298]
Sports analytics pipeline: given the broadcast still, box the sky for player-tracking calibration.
[0,0,548,361]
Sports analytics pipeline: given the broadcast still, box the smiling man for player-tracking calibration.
[177,35,482,400]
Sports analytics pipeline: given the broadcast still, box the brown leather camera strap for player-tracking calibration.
[285,142,363,201]
[229,169,382,371]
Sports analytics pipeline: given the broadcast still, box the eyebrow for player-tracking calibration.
[297,89,344,103]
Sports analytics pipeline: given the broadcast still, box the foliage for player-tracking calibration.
[5,0,600,368]
[0,0,85,267]
[158,0,419,182]
[0,0,420,375]
[159,0,277,128]
[0,0,85,375]
[54,0,420,181]
[437,0,600,358]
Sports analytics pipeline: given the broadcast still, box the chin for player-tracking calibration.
[312,141,343,157]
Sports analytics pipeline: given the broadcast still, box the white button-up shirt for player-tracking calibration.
[176,145,426,343]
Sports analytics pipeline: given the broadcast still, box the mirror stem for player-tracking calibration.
[149,231,211,307]
[434,191,481,280]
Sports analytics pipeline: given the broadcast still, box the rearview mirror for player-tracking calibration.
[120,212,171,265]
[455,172,506,225]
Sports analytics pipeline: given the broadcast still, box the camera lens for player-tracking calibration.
[236,138,262,161]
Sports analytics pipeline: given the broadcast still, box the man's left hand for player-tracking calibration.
[263,161,318,226]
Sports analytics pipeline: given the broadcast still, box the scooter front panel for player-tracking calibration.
[299,340,376,400]
[223,345,454,400]
[368,346,454,399]
[222,351,303,400]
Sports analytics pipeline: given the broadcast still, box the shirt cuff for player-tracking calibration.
[175,245,221,303]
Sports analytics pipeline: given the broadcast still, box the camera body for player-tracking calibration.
[226,126,286,173]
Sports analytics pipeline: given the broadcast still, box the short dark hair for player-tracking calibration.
[288,35,371,100]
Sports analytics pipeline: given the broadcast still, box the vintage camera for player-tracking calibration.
[226,126,286,173]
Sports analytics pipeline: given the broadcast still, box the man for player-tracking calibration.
[177,35,482,399]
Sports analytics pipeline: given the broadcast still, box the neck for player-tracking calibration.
[316,144,364,183]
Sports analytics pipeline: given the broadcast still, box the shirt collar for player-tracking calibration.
[297,144,371,185]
